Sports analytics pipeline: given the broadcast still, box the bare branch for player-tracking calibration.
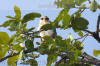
[83,29,93,34]
[96,14,100,36]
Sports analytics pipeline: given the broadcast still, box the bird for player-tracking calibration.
[37,16,57,43]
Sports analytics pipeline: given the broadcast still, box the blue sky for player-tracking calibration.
[0,0,56,10]
[0,0,100,66]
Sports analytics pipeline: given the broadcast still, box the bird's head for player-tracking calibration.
[40,16,49,22]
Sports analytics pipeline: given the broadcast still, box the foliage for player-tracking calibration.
[0,0,100,66]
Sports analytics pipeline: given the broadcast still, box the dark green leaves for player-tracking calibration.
[55,36,66,48]
[40,24,53,30]
[71,17,89,31]
[14,5,21,19]
[25,40,34,51]
[8,22,20,31]
[47,54,57,66]
[0,20,15,27]
[22,13,41,23]
[43,36,54,45]
[73,41,83,50]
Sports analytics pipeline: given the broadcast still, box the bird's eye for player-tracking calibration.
[45,18,49,20]
[41,18,43,20]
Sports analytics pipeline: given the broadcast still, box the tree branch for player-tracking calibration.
[55,56,66,66]
[81,52,100,65]
[83,29,93,34]
[0,48,38,62]
[58,52,100,65]
[0,52,20,62]
[0,47,100,65]
[96,14,100,36]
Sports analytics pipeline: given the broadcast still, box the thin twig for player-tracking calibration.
[81,34,88,43]
[55,56,66,66]
[75,34,88,40]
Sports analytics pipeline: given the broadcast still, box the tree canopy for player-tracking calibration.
[0,0,100,66]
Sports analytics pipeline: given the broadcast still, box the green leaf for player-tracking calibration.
[75,0,86,6]
[6,16,14,19]
[9,22,20,31]
[25,40,34,51]
[90,1,98,12]
[0,44,9,59]
[93,50,100,56]
[55,36,66,48]
[7,55,18,66]
[12,44,23,52]
[9,34,24,45]
[0,20,15,27]
[73,41,83,50]
[0,32,10,44]
[62,10,70,27]
[40,24,53,30]
[62,0,75,9]
[22,12,41,23]
[14,5,21,19]
[78,31,83,37]
[71,17,89,31]
[47,54,57,66]
[43,36,54,45]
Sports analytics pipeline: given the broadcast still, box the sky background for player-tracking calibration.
[0,0,100,66]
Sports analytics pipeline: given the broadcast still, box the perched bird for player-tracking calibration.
[38,16,56,43]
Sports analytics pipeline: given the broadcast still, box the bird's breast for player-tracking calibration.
[39,30,54,37]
